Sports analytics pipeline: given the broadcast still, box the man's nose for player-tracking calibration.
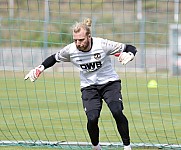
[77,40,81,45]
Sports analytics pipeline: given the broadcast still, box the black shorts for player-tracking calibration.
[81,80,123,113]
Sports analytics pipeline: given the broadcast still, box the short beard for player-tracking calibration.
[77,39,90,52]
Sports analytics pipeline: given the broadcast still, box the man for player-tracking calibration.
[25,18,137,150]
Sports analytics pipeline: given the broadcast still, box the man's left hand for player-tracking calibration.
[118,52,134,65]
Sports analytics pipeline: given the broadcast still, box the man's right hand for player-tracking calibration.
[24,65,45,82]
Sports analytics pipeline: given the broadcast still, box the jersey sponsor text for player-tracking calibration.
[80,61,102,72]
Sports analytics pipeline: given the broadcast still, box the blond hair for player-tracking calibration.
[72,18,92,35]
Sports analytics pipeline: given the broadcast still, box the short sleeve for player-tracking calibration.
[55,44,71,62]
[101,38,126,55]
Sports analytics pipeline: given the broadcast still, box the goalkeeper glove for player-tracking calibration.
[118,52,134,65]
[24,65,44,82]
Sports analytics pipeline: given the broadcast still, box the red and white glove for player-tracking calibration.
[118,52,134,65]
[24,65,45,82]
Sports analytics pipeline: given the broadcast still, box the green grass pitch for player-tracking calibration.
[0,71,180,149]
